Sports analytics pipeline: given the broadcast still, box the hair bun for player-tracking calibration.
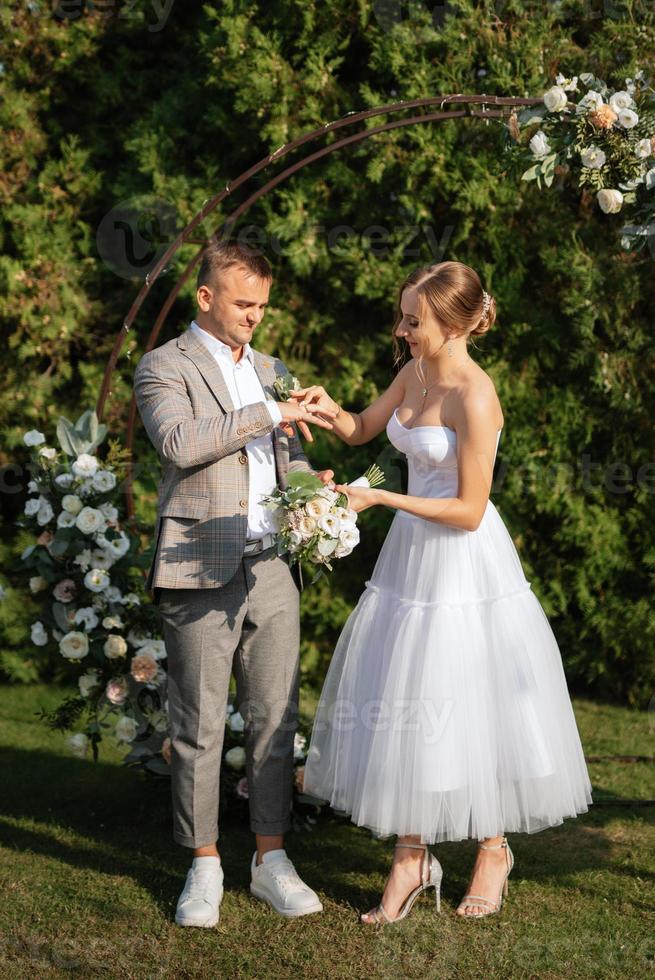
[471,293,496,336]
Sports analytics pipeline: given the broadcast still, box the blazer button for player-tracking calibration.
[239,455,247,465]
[239,499,247,509]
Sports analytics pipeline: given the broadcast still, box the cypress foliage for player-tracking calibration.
[1,1,654,703]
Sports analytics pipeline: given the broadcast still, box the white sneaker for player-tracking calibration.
[175,856,224,927]
[250,849,323,917]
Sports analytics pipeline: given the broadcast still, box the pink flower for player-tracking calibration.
[37,530,54,547]
[161,737,172,765]
[53,578,77,603]
[236,776,249,799]
[130,653,158,683]
[105,677,129,705]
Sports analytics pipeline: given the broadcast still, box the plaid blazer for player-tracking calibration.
[133,328,314,591]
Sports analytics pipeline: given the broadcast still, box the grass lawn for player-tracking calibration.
[0,684,653,979]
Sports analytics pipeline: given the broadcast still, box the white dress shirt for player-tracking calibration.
[190,320,283,539]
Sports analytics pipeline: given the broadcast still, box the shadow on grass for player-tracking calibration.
[1,743,652,920]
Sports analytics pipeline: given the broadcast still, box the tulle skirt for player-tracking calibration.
[304,502,592,843]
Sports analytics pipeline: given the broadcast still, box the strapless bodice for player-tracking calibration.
[386,408,502,501]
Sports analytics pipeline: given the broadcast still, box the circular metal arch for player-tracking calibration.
[99,94,541,518]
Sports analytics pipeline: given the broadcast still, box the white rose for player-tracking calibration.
[617,108,638,129]
[96,531,130,559]
[580,145,606,169]
[29,576,47,593]
[90,548,114,570]
[225,746,246,770]
[597,188,623,213]
[138,639,166,661]
[78,669,102,698]
[543,85,568,112]
[120,592,140,607]
[229,711,245,733]
[27,480,38,492]
[297,515,317,538]
[335,527,360,557]
[74,607,99,631]
[555,73,578,92]
[57,510,77,528]
[529,130,550,158]
[38,446,57,460]
[84,568,110,593]
[67,732,90,757]
[127,629,149,648]
[645,167,655,190]
[24,430,45,446]
[59,630,89,661]
[609,90,634,112]
[293,732,307,760]
[305,496,331,518]
[288,530,303,550]
[635,138,653,159]
[31,621,48,646]
[318,514,341,537]
[36,500,54,526]
[62,494,83,515]
[102,614,124,630]
[72,454,98,478]
[92,470,117,493]
[76,507,106,535]
[73,548,94,572]
[54,473,74,489]
[104,586,123,604]
[99,501,119,522]
[317,487,339,503]
[576,90,604,114]
[104,634,128,659]
[115,715,138,743]
[24,496,43,516]
[78,478,96,498]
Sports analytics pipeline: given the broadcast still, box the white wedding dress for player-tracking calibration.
[304,409,592,843]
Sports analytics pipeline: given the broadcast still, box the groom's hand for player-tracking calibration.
[316,469,335,487]
[278,400,337,443]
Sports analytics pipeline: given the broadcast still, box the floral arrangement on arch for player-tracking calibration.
[511,68,655,251]
[15,410,324,826]
[18,410,168,765]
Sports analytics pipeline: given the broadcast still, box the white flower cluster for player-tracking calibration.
[20,421,168,760]
[524,68,654,231]
[279,486,360,566]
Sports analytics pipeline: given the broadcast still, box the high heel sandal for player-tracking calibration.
[360,842,443,927]
[457,836,514,919]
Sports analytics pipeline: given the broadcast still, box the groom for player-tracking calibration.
[133,239,335,927]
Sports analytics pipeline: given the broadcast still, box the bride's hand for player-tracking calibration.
[289,385,340,421]
[334,484,378,513]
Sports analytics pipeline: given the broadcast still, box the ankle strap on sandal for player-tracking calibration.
[478,837,508,850]
[394,842,428,850]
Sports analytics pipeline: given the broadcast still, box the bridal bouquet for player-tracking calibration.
[263,465,385,574]
[510,67,655,251]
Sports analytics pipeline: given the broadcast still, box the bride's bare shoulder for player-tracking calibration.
[457,362,504,428]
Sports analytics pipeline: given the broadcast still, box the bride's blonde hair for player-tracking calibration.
[391,261,497,370]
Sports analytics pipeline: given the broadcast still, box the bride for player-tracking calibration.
[295,261,592,924]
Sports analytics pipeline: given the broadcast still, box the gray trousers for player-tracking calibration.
[157,547,300,848]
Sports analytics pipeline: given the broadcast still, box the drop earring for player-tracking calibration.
[447,337,454,358]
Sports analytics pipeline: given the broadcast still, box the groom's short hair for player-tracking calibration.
[197,239,272,291]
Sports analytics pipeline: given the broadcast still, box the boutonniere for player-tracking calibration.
[273,373,302,400]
